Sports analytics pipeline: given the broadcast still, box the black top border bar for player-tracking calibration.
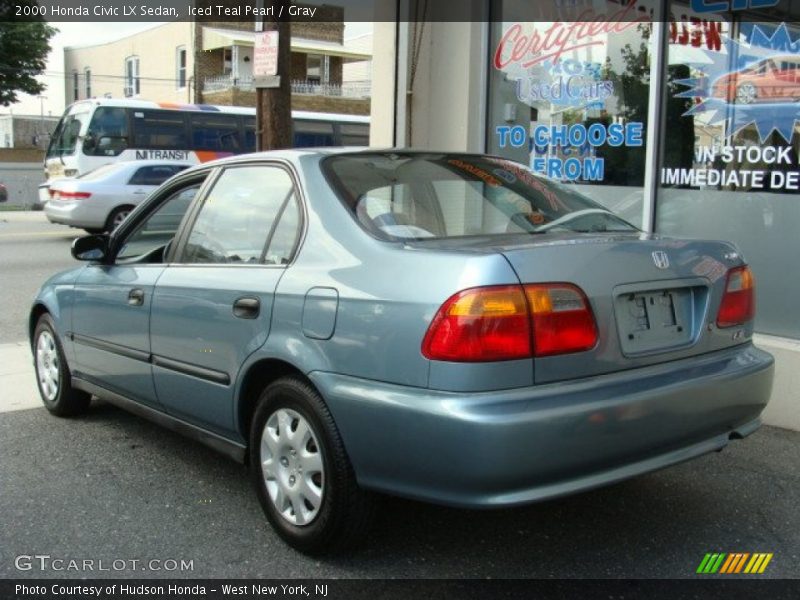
[3,0,800,23]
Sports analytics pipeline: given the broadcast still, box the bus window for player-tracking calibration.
[294,119,335,147]
[243,116,257,151]
[338,122,369,146]
[46,107,91,158]
[84,107,129,156]
[132,110,188,149]
[190,114,242,152]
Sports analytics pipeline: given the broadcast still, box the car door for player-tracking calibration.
[150,163,303,437]
[70,178,206,408]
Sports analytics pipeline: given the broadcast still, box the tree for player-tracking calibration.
[0,14,57,106]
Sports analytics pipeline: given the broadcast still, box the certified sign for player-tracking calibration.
[254,31,279,77]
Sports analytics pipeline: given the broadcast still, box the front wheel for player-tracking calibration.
[249,377,375,554]
[33,314,91,417]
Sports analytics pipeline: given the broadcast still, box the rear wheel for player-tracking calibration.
[249,377,375,554]
[33,314,91,417]
[105,205,134,233]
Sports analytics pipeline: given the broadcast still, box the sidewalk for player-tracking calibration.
[0,341,41,413]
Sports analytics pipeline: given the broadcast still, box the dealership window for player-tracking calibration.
[487,0,656,228]
[84,68,91,98]
[655,1,800,338]
[176,46,187,89]
[125,56,140,97]
[72,71,79,102]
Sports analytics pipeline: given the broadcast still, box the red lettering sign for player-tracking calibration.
[493,2,649,70]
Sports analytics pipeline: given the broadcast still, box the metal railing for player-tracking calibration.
[202,75,371,98]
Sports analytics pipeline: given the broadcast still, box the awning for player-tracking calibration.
[202,27,371,62]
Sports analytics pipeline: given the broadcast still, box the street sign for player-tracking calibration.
[254,31,279,79]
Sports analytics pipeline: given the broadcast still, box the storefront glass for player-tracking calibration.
[488,0,659,228]
[657,1,800,338]
[487,0,799,339]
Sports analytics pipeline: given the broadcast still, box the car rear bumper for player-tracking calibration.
[45,199,104,228]
[311,343,774,508]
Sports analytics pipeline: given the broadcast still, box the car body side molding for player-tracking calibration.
[71,332,231,386]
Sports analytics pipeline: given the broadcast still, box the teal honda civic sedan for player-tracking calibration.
[30,149,774,554]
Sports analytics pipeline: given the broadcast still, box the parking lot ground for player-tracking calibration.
[0,401,797,580]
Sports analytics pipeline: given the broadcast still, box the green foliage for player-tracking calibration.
[0,17,57,106]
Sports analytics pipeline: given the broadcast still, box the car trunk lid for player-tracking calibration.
[491,233,749,382]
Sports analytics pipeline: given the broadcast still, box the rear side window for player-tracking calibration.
[129,165,186,186]
[181,166,298,264]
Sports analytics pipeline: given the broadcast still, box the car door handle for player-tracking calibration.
[233,296,260,319]
[132,189,147,195]
[128,288,145,306]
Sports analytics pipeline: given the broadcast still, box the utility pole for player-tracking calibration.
[256,0,292,151]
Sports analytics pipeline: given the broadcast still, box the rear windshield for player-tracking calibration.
[323,153,637,240]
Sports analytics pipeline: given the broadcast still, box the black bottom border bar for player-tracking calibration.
[3,579,800,600]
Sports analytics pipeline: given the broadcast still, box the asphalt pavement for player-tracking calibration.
[0,401,797,579]
[0,211,80,343]
[1,213,798,580]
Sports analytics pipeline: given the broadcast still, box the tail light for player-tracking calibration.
[421,286,531,361]
[51,190,91,200]
[422,283,597,362]
[716,266,755,328]
[525,284,598,357]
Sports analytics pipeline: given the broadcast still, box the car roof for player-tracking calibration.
[179,148,500,176]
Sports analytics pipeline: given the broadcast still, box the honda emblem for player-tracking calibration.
[652,251,670,269]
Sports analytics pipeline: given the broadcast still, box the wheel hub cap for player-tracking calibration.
[260,408,324,526]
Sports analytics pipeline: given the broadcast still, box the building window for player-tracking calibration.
[125,56,140,97]
[72,71,79,102]
[176,46,187,88]
[84,68,91,98]
[306,54,322,84]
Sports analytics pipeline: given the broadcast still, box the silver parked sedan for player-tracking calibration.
[30,150,773,554]
[44,160,190,233]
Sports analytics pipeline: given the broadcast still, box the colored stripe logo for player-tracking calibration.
[697,553,773,574]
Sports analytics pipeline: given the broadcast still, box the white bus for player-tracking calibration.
[43,98,370,183]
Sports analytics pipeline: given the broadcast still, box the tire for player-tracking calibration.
[249,376,375,554]
[33,314,91,417]
[105,205,134,233]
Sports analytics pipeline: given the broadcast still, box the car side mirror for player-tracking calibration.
[71,234,109,262]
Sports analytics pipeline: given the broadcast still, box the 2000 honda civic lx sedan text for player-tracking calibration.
[30,150,774,554]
